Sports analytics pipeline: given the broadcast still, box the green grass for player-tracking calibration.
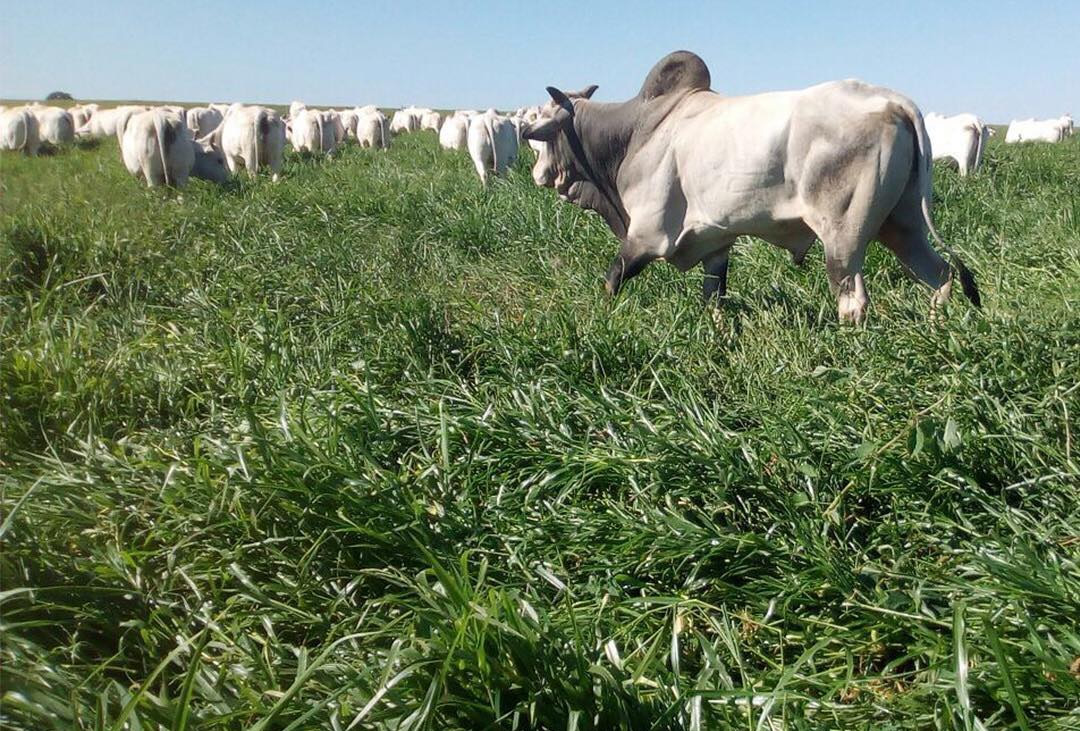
[1,130,1078,730]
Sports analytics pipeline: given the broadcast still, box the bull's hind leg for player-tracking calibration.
[877,215,952,316]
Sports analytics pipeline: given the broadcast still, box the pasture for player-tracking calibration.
[1,127,1078,729]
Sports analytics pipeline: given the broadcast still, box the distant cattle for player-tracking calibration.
[924,113,993,176]
[0,107,41,155]
[466,109,519,183]
[291,108,338,156]
[390,107,422,134]
[74,104,148,145]
[420,110,443,132]
[1005,116,1072,143]
[209,105,287,180]
[32,106,75,146]
[70,103,99,131]
[438,112,471,150]
[339,109,359,140]
[120,109,227,187]
[356,108,391,149]
[186,106,224,139]
[522,50,980,324]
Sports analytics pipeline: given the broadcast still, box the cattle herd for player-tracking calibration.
[0,99,541,188]
[0,51,1074,323]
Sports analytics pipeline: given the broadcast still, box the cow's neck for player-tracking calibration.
[570,101,636,238]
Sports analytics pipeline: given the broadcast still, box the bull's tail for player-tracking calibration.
[904,102,981,308]
[484,115,497,177]
[971,119,986,175]
[248,108,267,176]
[153,112,173,187]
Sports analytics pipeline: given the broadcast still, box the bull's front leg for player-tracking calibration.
[604,249,657,297]
[701,250,730,306]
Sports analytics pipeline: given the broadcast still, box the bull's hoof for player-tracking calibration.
[837,293,867,325]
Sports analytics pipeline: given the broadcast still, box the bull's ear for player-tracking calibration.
[546,86,574,113]
[578,84,599,99]
[522,116,561,142]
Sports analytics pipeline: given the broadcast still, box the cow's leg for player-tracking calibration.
[822,243,869,325]
[701,249,730,305]
[877,217,951,314]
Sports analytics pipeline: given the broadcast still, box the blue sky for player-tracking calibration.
[1,1,1075,121]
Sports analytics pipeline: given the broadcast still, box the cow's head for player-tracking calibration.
[192,137,229,184]
[523,84,631,239]
[522,85,597,190]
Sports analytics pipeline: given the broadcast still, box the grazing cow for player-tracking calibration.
[522,50,980,324]
[466,109,519,183]
[924,113,993,176]
[390,107,421,134]
[75,105,146,141]
[327,111,347,145]
[358,109,391,149]
[1005,117,1070,143]
[438,112,471,150]
[356,108,391,149]
[340,109,359,140]
[0,107,41,155]
[291,108,338,156]
[120,109,227,187]
[208,105,287,181]
[186,106,224,139]
[32,106,75,146]
[420,110,443,132]
[70,103,99,130]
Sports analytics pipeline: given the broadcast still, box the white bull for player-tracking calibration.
[120,109,228,187]
[466,109,519,183]
[32,106,75,146]
[0,107,41,155]
[356,109,391,149]
[523,51,981,324]
[208,105,287,181]
[924,113,993,176]
[438,112,470,150]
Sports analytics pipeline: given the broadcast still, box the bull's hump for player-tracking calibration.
[637,51,712,101]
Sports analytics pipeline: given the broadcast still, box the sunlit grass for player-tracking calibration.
[1,131,1078,729]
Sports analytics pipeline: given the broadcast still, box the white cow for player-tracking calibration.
[289,101,307,120]
[924,113,993,176]
[356,108,391,149]
[466,109,519,183]
[1005,117,1070,143]
[339,109,359,140]
[70,103,99,130]
[291,108,338,156]
[390,107,421,134]
[186,106,224,139]
[75,105,147,143]
[0,107,41,155]
[32,106,75,146]
[438,112,470,150]
[420,110,443,132]
[208,105,287,181]
[120,109,228,187]
[327,110,347,145]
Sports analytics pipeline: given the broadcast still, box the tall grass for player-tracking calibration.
[1,131,1078,729]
